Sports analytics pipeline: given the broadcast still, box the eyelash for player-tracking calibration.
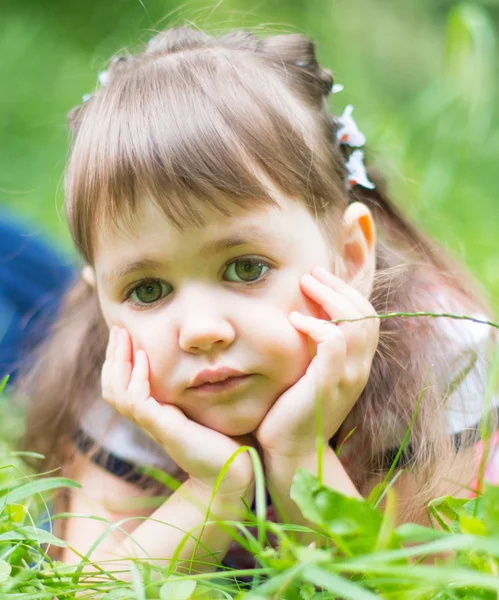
[123,257,274,308]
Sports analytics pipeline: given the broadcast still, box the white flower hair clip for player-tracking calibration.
[331,86,375,191]
[345,150,375,190]
[336,105,366,147]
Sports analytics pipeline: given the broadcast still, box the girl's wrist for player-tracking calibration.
[187,475,255,506]
[263,443,361,499]
[261,442,329,468]
[185,477,254,526]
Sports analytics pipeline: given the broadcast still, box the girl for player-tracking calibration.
[19,26,498,573]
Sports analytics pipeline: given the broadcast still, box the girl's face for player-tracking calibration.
[93,196,340,436]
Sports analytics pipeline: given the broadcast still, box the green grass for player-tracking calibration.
[1,432,499,599]
[1,309,499,599]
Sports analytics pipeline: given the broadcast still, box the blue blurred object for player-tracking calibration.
[0,210,75,385]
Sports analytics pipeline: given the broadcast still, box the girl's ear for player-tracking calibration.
[81,265,96,288]
[340,201,376,297]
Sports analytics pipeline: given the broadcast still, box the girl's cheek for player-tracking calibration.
[127,326,153,359]
[97,297,130,334]
[131,326,176,372]
[273,271,327,320]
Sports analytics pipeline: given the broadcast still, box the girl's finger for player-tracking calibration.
[301,272,379,358]
[301,273,360,321]
[105,326,117,361]
[127,349,150,399]
[102,328,117,402]
[300,274,370,351]
[311,266,377,316]
[101,360,111,400]
[131,349,149,381]
[111,327,133,395]
[289,311,342,341]
[288,311,347,382]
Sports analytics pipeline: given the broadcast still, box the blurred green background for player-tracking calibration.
[1,0,498,311]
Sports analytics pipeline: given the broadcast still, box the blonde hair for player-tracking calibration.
[20,26,494,524]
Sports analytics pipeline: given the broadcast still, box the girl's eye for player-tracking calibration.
[223,258,270,283]
[124,258,270,307]
[127,280,171,305]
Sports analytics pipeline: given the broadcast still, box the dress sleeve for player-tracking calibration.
[434,310,498,437]
[365,306,499,473]
[434,306,499,494]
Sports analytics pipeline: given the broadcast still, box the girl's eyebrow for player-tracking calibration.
[101,228,284,286]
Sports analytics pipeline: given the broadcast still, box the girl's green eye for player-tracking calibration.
[224,258,269,283]
[129,280,171,304]
[126,259,270,306]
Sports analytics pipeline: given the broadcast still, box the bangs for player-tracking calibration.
[65,49,341,261]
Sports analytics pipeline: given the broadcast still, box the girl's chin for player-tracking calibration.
[203,418,261,438]
[191,407,266,437]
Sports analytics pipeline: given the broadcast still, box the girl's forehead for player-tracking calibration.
[113,198,279,239]
[99,194,301,245]
[92,194,331,270]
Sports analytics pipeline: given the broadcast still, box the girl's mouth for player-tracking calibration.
[190,374,253,394]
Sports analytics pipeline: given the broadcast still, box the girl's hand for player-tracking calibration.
[255,265,380,460]
[101,327,255,497]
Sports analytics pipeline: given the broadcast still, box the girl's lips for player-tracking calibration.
[189,374,253,394]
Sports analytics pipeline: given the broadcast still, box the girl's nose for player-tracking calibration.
[179,318,235,353]
[177,291,236,354]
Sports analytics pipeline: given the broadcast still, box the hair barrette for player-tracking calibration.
[332,88,375,191]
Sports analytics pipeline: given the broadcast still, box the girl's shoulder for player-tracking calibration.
[428,285,497,436]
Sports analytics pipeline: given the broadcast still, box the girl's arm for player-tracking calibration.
[62,450,253,573]
[253,267,378,542]
[262,444,360,545]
